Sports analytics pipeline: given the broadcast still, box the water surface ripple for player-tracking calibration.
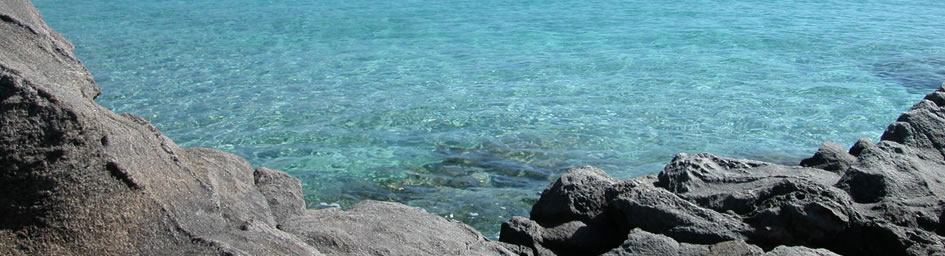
[35,0,945,237]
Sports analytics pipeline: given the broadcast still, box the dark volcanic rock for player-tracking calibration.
[602,229,840,256]
[800,141,856,173]
[510,166,629,255]
[656,153,859,248]
[500,216,545,249]
[501,84,945,254]
[611,176,751,244]
[764,246,841,256]
[831,85,945,255]
[0,1,513,255]
[530,166,617,226]
[602,229,701,256]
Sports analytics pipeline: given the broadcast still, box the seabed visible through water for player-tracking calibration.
[34,0,945,236]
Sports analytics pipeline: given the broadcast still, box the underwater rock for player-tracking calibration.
[874,57,945,93]
[417,144,556,189]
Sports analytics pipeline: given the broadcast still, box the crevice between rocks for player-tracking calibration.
[0,14,39,35]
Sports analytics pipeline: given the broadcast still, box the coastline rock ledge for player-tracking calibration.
[1,0,943,255]
[0,1,513,255]
[495,83,945,254]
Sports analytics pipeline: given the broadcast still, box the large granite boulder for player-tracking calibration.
[500,85,945,255]
[0,1,513,255]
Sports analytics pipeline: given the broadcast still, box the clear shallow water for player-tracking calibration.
[35,0,945,237]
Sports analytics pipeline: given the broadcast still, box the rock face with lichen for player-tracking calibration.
[499,86,945,255]
[0,1,514,255]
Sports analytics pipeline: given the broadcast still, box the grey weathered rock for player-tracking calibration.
[526,166,627,254]
[0,1,328,254]
[707,240,764,256]
[282,200,517,256]
[603,229,842,256]
[764,246,840,256]
[2,0,316,253]
[0,1,513,255]
[531,166,618,225]
[602,229,688,256]
[500,216,546,251]
[254,166,306,225]
[6,0,945,255]
[656,153,858,249]
[611,177,751,244]
[502,85,945,254]
[831,85,945,255]
[604,228,822,256]
[800,141,856,173]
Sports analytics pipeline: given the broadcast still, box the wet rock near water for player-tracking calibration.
[500,84,945,255]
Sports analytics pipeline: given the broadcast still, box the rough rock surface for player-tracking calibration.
[283,200,516,256]
[800,141,857,173]
[0,1,513,255]
[254,166,306,225]
[501,84,945,255]
[5,0,945,255]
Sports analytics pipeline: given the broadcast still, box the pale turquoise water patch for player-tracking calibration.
[35,0,945,237]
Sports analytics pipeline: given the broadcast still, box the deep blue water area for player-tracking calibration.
[34,0,945,237]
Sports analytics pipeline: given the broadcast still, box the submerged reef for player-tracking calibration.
[1,0,943,255]
[874,56,945,94]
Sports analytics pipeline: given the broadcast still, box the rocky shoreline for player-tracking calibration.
[495,81,945,255]
[1,0,943,255]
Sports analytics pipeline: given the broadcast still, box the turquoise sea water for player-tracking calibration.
[34,0,945,237]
